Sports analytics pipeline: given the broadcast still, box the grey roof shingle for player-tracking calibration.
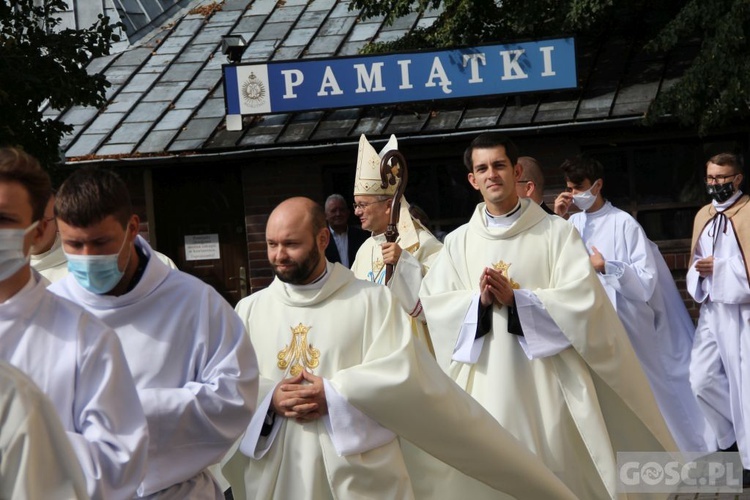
[56,0,697,162]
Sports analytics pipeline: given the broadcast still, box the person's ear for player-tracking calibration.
[29,218,46,248]
[468,172,479,191]
[127,214,140,240]
[317,227,330,250]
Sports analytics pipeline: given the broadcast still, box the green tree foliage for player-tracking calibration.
[352,0,749,133]
[0,0,121,168]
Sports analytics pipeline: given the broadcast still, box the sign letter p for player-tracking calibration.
[281,69,304,99]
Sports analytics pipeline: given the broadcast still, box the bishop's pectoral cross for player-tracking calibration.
[277,323,320,376]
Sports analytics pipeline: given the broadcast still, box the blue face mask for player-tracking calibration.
[65,233,130,295]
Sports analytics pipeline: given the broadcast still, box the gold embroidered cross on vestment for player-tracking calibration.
[277,323,320,376]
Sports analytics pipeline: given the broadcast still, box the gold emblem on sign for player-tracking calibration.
[492,260,520,289]
[277,323,320,376]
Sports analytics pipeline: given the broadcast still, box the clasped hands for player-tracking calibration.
[272,370,328,423]
[479,267,516,308]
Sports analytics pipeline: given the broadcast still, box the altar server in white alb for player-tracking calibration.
[223,197,577,500]
[553,154,714,453]
[50,166,259,499]
[0,148,148,499]
[688,153,750,472]
[419,133,677,500]
[351,134,442,351]
[0,361,89,500]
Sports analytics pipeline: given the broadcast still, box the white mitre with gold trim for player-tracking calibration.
[354,134,419,250]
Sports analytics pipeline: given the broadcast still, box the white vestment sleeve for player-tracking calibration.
[452,294,486,364]
[0,365,89,500]
[514,289,571,359]
[711,255,750,303]
[65,329,148,500]
[599,223,657,303]
[136,310,258,497]
[239,390,281,459]
[389,249,426,319]
[686,241,709,303]
[322,379,396,456]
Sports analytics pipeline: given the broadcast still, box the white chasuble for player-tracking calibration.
[351,224,442,353]
[420,200,677,500]
[227,263,579,500]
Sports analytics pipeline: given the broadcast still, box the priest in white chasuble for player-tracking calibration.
[351,134,442,353]
[224,197,578,500]
[419,133,678,500]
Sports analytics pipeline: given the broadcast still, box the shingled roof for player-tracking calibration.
[49,0,698,163]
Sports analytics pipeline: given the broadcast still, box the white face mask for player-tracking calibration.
[0,221,39,281]
[572,182,599,211]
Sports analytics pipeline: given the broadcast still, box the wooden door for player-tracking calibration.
[151,165,248,306]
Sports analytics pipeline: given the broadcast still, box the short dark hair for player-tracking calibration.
[707,153,744,174]
[55,167,133,228]
[463,133,520,172]
[559,155,604,184]
[0,147,52,221]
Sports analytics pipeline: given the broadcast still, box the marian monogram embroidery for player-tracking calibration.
[277,323,320,376]
[492,260,521,289]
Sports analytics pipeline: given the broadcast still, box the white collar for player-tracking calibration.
[484,200,522,228]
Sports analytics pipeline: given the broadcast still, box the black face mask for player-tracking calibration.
[706,181,736,203]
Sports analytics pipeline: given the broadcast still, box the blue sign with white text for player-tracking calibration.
[224,38,576,116]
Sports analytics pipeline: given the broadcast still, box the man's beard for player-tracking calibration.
[271,244,321,285]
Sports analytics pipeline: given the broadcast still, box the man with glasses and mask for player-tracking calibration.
[0,147,148,499]
[350,134,442,352]
[554,155,714,455]
[49,166,258,498]
[688,152,750,486]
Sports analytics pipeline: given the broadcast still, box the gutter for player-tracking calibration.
[64,115,643,167]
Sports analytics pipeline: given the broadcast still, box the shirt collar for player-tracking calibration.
[484,200,522,228]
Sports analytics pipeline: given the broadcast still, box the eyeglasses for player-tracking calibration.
[705,174,739,184]
[516,180,531,184]
[353,199,390,210]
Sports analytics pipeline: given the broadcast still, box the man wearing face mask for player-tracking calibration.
[0,147,149,499]
[554,155,714,454]
[687,152,750,485]
[49,166,259,499]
